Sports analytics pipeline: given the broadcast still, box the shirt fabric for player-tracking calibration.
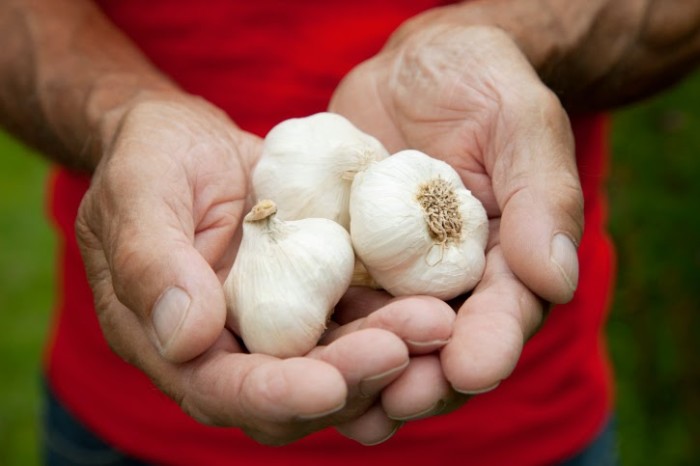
[44,1,616,465]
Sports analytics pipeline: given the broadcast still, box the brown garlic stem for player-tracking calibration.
[245,199,277,222]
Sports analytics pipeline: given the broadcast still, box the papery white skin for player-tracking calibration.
[350,150,488,300]
[223,201,355,358]
[253,112,389,229]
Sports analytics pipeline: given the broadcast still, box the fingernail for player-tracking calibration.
[550,233,579,294]
[359,421,403,446]
[404,338,451,348]
[389,400,446,421]
[152,286,191,352]
[404,338,451,354]
[359,360,409,398]
[297,400,347,421]
[454,381,500,395]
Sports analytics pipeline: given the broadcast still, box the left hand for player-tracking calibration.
[75,93,458,445]
[330,24,583,418]
[324,289,462,426]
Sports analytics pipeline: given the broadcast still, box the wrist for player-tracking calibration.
[388,1,699,111]
[384,3,563,73]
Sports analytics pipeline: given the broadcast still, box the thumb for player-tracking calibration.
[147,249,227,362]
[77,176,229,363]
[492,89,584,304]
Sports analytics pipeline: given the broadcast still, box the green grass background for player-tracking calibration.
[1,73,699,465]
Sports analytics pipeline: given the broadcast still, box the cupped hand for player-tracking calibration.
[330,24,583,404]
[75,94,454,445]
[327,289,464,424]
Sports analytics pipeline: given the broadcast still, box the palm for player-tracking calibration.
[332,27,556,218]
[76,96,462,444]
[331,26,582,392]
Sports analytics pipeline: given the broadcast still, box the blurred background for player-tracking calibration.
[1,72,699,465]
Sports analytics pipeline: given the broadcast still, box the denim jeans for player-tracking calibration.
[41,380,619,465]
[561,416,620,466]
[41,381,148,466]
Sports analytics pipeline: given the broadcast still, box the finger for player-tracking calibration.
[309,328,409,399]
[310,329,408,445]
[82,249,406,445]
[82,258,341,427]
[333,286,394,324]
[382,354,464,421]
[178,352,350,446]
[335,403,402,446]
[295,329,408,445]
[93,296,349,446]
[191,355,348,426]
[324,295,455,354]
[77,160,242,363]
[489,85,584,304]
[186,328,409,432]
[441,244,544,393]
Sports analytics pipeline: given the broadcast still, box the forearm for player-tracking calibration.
[0,0,179,170]
[392,0,700,111]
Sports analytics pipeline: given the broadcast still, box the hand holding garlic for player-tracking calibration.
[252,113,488,300]
[227,113,489,359]
[330,24,584,401]
[77,95,433,446]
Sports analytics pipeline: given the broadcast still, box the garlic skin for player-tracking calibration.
[223,200,355,358]
[350,150,488,300]
[252,112,389,229]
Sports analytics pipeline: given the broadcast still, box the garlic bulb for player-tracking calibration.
[223,200,355,358]
[253,112,389,229]
[350,150,488,300]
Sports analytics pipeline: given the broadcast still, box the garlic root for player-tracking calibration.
[350,150,488,300]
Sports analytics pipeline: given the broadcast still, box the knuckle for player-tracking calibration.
[251,367,294,407]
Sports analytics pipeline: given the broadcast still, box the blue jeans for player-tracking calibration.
[561,416,620,466]
[42,381,618,465]
[41,381,148,466]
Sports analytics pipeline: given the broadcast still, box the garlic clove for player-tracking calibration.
[349,150,488,300]
[252,112,389,229]
[351,259,382,289]
[223,199,355,358]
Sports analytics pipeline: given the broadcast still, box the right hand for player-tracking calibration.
[75,93,455,445]
[331,24,583,416]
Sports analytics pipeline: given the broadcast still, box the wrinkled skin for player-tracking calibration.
[76,96,456,445]
[75,25,582,445]
[330,25,583,418]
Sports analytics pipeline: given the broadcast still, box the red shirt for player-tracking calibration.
[45,1,616,465]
